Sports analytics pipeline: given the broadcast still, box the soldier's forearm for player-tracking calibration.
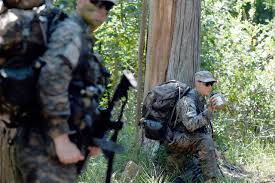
[184,112,210,132]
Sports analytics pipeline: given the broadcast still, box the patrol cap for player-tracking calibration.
[195,71,216,83]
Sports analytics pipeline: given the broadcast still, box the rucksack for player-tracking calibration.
[141,80,190,140]
[0,3,67,125]
[2,0,44,10]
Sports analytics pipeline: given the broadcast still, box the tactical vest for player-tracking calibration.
[68,29,110,132]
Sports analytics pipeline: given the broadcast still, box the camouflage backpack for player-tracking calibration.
[141,80,190,140]
[0,1,66,126]
[2,0,45,10]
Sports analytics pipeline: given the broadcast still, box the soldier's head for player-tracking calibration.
[194,71,216,96]
[76,0,116,31]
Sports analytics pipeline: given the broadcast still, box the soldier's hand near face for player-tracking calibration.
[53,134,84,164]
[208,97,218,112]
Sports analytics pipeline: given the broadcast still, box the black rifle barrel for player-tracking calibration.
[105,70,136,183]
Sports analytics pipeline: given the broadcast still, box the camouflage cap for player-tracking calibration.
[195,71,216,83]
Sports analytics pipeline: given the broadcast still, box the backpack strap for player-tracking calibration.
[143,96,156,119]
[39,7,68,46]
[37,15,48,46]
[171,85,191,129]
[167,83,180,128]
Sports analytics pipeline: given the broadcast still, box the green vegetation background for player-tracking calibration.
[54,0,274,182]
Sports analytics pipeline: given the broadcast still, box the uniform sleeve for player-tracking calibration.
[38,19,82,139]
[176,97,212,132]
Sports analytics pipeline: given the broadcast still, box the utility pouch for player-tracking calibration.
[0,66,37,107]
[142,119,166,140]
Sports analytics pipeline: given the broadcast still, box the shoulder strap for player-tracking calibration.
[37,7,68,45]
[144,95,156,119]
[171,86,191,128]
[169,83,181,128]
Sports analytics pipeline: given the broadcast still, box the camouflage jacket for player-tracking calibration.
[38,12,107,139]
[173,89,213,134]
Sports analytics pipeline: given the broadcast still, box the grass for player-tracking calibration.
[78,101,274,183]
[78,131,274,182]
[228,141,275,182]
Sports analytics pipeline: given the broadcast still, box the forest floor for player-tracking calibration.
[220,162,275,183]
[218,152,275,183]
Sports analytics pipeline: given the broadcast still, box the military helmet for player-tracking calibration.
[3,0,44,9]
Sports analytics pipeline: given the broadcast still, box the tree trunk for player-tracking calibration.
[167,0,201,87]
[142,0,201,154]
[143,0,177,96]
[135,0,149,155]
[144,0,201,92]
[0,123,21,183]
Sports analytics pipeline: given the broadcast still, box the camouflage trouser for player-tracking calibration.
[15,127,78,183]
[165,153,203,182]
[164,132,220,181]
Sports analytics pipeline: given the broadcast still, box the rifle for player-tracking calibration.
[69,70,137,182]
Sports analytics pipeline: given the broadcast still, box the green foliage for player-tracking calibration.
[201,1,275,179]
[201,0,274,142]
[53,0,75,13]
[95,0,141,85]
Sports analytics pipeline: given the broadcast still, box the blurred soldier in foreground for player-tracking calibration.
[0,0,66,182]
[164,71,222,183]
[14,0,117,182]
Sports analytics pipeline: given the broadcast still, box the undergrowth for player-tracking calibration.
[78,101,275,183]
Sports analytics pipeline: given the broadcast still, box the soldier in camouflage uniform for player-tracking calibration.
[14,0,117,182]
[164,71,221,183]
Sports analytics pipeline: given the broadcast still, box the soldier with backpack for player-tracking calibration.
[1,0,117,182]
[141,71,222,183]
[164,71,221,183]
[0,0,67,182]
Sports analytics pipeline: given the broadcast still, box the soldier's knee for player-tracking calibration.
[200,135,214,148]
[197,136,215,158]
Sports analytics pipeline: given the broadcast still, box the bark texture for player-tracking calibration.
[0,124,21,183]
[136,0,148,135]
[143,0,177,96]
[166,0,201,87]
